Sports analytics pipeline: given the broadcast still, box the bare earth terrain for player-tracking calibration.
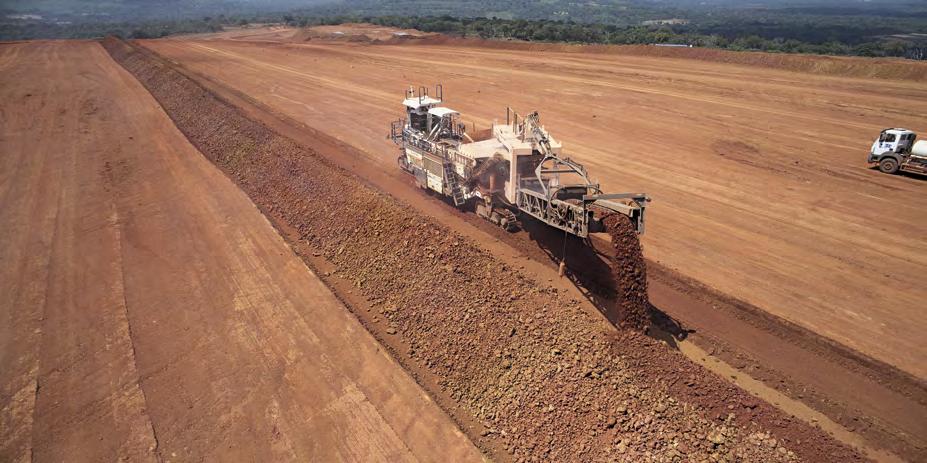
[99,36,872,463]
[145,31,927,379]
[0,40,481,462]
[135,28,927,460]
[2,25,926,462]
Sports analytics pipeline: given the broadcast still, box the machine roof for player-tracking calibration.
[427,107,458,117]
[403,96,442,109]
[458,137,505,160]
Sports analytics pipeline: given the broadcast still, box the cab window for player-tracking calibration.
[882,134,897,143]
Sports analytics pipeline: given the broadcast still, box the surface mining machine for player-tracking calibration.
[389,85,649,238]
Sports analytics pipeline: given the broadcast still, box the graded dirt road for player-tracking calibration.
[145,33,927,381]
[0,41,481,462]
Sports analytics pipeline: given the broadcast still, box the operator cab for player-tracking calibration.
[871,128,916,157]
[427,106,464,142]
[402,91,441,133]
[401,85,465,142]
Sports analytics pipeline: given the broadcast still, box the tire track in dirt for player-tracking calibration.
[212,39,883,133]
[384,35,927,82]
[284,43,882,131]
[0,42,24,73]
[112,203,163,460]
[1,42,93,461]
[0,41,160,462]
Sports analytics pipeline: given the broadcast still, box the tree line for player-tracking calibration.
[2,11,923,60]
[343,15,924,59]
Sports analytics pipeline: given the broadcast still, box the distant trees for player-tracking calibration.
[361,15,926,59]
[0,17,222,41]
[2,4,924,61]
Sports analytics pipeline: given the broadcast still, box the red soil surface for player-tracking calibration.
[144,34,927,379]
[218,24,927,81]
[140,31,927,461]
[102,36,872,462]
[397,35,927,82]
[0,40,480,462]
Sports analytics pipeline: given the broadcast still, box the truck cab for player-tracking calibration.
[868,128,918,174]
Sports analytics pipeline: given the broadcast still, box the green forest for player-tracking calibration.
[338,15,926,58]
[2,0,925,59]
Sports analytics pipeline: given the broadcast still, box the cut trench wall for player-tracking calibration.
[100,37,865,463]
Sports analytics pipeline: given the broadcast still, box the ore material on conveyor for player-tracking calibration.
[603,213,650,331]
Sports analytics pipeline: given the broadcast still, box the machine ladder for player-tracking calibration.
[443,162,466,207]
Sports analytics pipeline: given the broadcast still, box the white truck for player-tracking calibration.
[868,128,927,175]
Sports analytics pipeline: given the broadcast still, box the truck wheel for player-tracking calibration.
[879,157,900,174]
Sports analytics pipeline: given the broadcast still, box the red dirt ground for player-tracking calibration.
[139,29,927,461]
[102,36,867,463]
[0,40,481,462]
[3,28,923,461]
[145,32,927,379]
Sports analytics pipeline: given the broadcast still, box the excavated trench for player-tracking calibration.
[102,37,866,462]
